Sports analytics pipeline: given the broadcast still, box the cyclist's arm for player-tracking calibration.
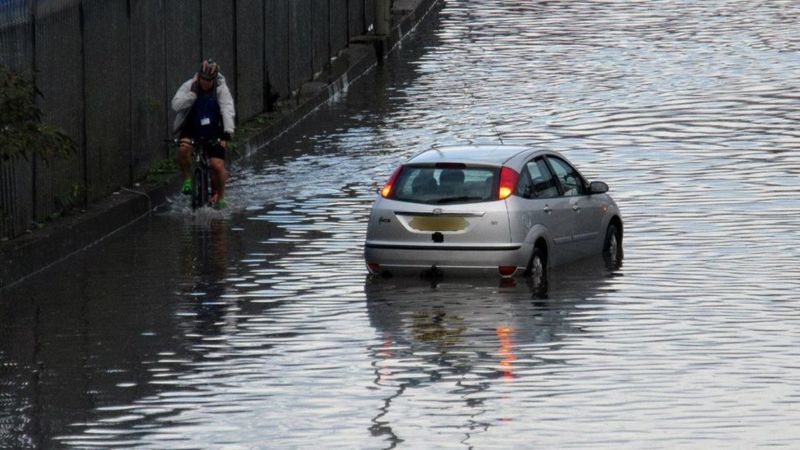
[171,78,197,112]
[217,81,236,138]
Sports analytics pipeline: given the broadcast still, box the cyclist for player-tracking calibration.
[171,58,236,209]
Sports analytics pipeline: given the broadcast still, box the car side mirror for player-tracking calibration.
[589,181,609,194]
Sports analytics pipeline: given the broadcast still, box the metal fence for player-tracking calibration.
[0,0,373,239]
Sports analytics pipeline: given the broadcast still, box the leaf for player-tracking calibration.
[0,65,76,160]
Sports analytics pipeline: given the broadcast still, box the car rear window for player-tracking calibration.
[391,165,498,204]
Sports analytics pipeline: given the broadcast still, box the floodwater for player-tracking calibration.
[3,0,800,448]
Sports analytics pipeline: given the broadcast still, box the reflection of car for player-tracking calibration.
[364,145,623,284]
[364,260,613,374]
[365,278,568,360]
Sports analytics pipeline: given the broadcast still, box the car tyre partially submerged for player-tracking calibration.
[526,247,547,292]
[365,145,623,284]
[602,222,623,269]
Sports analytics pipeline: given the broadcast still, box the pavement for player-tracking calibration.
[0,0,441,291]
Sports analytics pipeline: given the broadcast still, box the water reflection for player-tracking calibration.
[0,216,194,448]
[177,217,231,340]
[364,258,616,447]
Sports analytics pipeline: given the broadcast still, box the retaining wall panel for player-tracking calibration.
[0,1,33,72]
[235,0,265,122]
[289,0,313,93]
[348,0,364,38]
[82,0,132,200]
[33,2,85,221]
[311,0,330,74]
[265,0,290,101]
[165,0,202,136]
[0,158,33,240]
[329,1,348,56]
[130,0,168,179]
[201,0,236,101]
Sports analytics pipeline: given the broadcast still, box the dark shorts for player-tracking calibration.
[179,131,225,161]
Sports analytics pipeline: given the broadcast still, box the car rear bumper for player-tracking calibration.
[364,241,532,277]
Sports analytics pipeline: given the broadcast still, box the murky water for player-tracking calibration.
[3,1,800,448]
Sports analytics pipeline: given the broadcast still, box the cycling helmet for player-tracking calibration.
[199,59,219,80]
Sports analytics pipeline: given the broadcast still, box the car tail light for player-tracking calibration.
[498,166,519,200]
[380,166,403,198]
[498,266,517,276]
[367,263,380,273]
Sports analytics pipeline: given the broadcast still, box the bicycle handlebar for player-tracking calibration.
[165,138,221,146]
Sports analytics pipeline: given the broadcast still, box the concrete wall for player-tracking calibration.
[0,0,375,239]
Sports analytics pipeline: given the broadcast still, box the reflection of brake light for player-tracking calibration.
[380,166,404,198]
[498,166,519,200]
[496,326,516,380]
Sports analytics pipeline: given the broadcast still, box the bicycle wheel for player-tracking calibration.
[200,168,211,207]
[192,168,204,210]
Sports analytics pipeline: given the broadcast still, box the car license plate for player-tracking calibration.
[408,216,468,231]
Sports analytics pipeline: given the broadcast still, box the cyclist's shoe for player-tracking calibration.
[213,199,228,210]
[181,178,192,195]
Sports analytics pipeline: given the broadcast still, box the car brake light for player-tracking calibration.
[367,263,380,273]
[498,166,519,200]
[380,166,403,198]
[498,266,517,276]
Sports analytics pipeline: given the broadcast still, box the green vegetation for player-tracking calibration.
[144,157,179,185]
[0,65,76,161]
[51,184,84,219]
[236,111,282,138]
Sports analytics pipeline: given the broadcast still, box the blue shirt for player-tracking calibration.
[186,90,223,140]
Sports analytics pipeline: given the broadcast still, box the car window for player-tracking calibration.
[392,166,497,204]
[522,158,560,198]
[546,156,587,196]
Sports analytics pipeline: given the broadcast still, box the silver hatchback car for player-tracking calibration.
[364,145,623,285]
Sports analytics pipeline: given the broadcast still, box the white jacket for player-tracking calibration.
[171,74,235,137]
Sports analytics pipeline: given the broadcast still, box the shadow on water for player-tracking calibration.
[363,256,620,448]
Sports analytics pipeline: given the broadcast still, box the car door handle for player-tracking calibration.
[543,206,552,214]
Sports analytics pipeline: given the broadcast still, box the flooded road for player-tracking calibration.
[3,0,800,448]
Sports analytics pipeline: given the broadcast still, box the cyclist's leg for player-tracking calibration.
[178,135,195,194]
[208,157,227,202]
[178,137,193,179]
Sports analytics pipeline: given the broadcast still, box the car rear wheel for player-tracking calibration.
[526,247,547,292]
[603,223,623,267]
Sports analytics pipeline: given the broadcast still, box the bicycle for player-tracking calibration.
[167,137,219,210]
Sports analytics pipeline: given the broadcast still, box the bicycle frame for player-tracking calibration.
[191,142,213,210]
[169,138,218,210]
